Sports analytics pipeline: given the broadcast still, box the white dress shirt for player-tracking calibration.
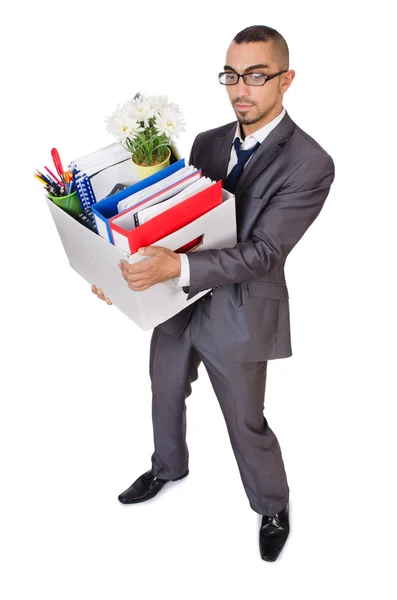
[172,107,286,287]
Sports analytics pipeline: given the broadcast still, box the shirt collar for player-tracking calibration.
[234,107,286,150]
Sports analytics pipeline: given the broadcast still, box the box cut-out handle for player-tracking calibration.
[176,234,204,253]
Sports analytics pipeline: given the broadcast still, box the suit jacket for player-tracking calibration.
[156,109,335,362]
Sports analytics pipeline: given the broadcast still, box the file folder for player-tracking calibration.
[129,168,202,227]
[70,142,132,177]
[109,180,223,253]
[91,158,186,243]
[135,175,213,226]
[118,166,201,215]
[89,157,138,201]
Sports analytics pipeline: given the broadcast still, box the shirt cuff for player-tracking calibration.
[172,253,190,287]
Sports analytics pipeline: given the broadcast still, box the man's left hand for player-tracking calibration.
[119,246,181,291]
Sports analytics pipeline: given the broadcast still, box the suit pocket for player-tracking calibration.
[247,282,289,300]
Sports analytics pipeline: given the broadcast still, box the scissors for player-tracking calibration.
[51,148,65,182]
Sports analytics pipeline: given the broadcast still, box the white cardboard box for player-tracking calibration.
[46,189,237,330]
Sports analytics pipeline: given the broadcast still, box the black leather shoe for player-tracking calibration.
[259,503,290,561]
[118,469,189,504]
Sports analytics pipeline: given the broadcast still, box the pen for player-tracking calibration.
[40,174,64,197]
[34,173,48,186]
[36,170,63,194]
[41,171,58,187]
[46,184,60,197]
[35,170,53,186]
[44,165,62,186]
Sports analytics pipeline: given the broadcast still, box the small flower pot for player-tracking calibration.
[132,148,171,180]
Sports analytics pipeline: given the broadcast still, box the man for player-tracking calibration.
[92,24,335,562]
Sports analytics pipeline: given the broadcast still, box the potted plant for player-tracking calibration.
[105,93,186,179]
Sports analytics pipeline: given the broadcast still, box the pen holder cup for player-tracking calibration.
[48,190,82,217]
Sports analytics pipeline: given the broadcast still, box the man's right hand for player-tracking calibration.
[91,285,112,305]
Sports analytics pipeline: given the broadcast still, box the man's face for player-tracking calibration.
[224,41,292,136]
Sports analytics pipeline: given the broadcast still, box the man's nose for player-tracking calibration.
[235,76,251,95]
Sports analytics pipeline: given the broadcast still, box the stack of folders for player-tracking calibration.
[91,159,185,243]
[116,165,200,213]
[69,142,136,203]
[109,165,223,253]
[69,142,132,178]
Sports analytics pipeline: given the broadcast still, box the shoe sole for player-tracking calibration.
[118,469,189,504]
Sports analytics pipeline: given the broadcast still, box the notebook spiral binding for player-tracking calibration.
[74,170,97,210]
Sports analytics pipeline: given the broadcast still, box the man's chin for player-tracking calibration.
[234,109,260,126]
[237,115,259,126]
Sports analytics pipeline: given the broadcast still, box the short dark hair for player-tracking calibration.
[233,25,289,71]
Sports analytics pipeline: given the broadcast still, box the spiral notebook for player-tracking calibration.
[74,171,97,210]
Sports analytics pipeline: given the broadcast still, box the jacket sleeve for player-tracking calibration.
[185,152,335,300]
[188,132,204,167]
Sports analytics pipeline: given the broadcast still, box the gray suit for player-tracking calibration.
[149,110,335,515]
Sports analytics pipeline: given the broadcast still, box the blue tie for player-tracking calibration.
[225,137,260,193]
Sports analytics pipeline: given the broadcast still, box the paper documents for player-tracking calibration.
[135,177,214,226]
[117,165,201,213]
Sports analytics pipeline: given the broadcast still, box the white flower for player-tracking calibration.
[126,96,156,128]
[168,101,181,113]
[154,106,186,139]
[105,104,144,141]
[147,94,170,112]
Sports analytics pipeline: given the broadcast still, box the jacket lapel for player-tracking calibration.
[211,110,295,199]
[235,111,295,198]
[212,125,236,181]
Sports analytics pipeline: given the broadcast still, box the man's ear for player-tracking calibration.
[281,70,295,93]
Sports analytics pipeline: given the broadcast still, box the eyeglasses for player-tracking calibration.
[218,70,288,86]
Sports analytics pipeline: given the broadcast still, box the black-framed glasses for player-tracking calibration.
[218,70,288,86]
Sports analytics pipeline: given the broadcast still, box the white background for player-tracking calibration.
[1,0,396,598]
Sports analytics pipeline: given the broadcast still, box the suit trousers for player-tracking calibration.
[149,293,290,516]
